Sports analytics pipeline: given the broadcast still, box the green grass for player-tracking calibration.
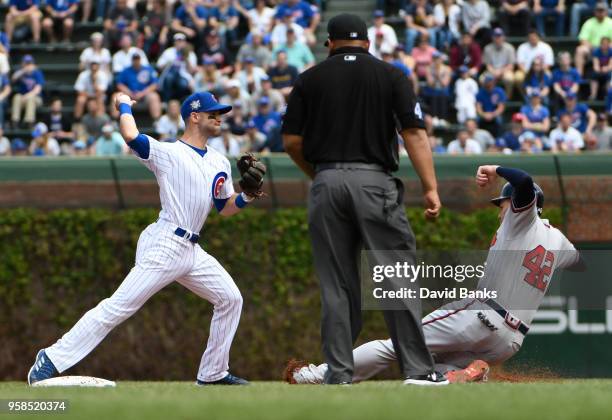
[1,381,611,420]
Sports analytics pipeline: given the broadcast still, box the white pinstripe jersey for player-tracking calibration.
[477,197,578,326]
[137,135,235,233]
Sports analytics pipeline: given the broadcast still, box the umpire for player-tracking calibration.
[282,14,447,385]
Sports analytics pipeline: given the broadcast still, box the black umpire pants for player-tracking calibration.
[308,166,434,384]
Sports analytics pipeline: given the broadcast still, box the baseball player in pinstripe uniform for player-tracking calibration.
[287,166,583,384]
[28,91,266,386]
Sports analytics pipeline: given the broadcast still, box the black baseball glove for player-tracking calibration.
[237,154,266,198]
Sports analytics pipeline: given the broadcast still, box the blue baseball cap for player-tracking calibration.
[483,73,495,83]
[258,96,270,106]
[374,10,384,18]
[22,54,34,64]
[11,138,26,151]
[180,92,232,122]
[529,88,541,98]
[31,122,48,138]
[73,140,86,150]
[459,65,469,74]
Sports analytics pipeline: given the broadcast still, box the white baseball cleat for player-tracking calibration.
[403,371,450,386]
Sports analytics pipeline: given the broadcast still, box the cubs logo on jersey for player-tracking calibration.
[212,172,228,199]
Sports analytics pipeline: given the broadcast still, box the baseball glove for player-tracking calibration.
[237,153,266,198]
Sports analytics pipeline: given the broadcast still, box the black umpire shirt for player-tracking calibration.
[281,46,425,172]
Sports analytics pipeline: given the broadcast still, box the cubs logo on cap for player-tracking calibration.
[181,92,232,122]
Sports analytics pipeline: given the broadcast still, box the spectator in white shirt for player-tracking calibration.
[270,10,305,48]
[434,0,462,49]
[516,29,554,74]
[157,32,197,101]
[221,78,255,117]
[236,0,276,35]
[0,126,10,155]
[112,34,149,76]
[368,10,398,57]
[549,111,585,152]
[74,61,110,120]
[237,56,268,95]
[29,123,61,157]
[454,66,479,123]
[447,129,483,154]
[79,32,112,77]
[154,99,185,141]
[209,123,241,157]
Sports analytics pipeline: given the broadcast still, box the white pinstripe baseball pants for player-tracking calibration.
[45,220,243,382]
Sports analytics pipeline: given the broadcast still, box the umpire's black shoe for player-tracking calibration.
[403,371,449,386]
[196,373,249,386]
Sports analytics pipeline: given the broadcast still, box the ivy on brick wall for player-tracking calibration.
[0,207,561,380]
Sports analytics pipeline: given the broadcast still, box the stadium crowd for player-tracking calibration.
[0,0,609,158]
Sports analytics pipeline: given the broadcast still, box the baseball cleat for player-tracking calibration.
[446,360,490,384]
[403,371,449,386]
[27,350,59,385]
[196,373,249,386]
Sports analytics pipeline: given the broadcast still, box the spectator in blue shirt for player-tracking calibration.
[558,92,597,135]
[114,54,162,120]
[476,73,506,137]
[520,89,550,144]
[523,56,552,100]
[0,31,11,53]
[251,96,282,135]
[534,0,566,37]
[171,0,210,44]
[497,113,525,151]
[211,0,239,46]
[42,0,78,42]
[591,36,611,100]
[0,73,10,129]
[552,51,581,102]
[276,0,320,46]
[10,55,44,127]
[5,0,42,43]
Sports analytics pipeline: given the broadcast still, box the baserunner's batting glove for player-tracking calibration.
[237,153,266,198]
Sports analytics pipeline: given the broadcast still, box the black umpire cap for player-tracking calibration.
[324,13,368,47]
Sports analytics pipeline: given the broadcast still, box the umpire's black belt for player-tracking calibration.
[483,299,529,336]
[175,227,200,244]
[314,162,388,173]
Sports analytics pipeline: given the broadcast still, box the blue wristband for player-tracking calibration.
[119,103,133,116]
[235,193,250,209]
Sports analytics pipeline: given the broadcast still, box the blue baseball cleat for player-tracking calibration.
[196,373,249,386]
[27,350,59,385]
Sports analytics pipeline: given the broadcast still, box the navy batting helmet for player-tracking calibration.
[491,183,544,215]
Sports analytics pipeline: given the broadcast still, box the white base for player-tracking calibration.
[31,376,116,388]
